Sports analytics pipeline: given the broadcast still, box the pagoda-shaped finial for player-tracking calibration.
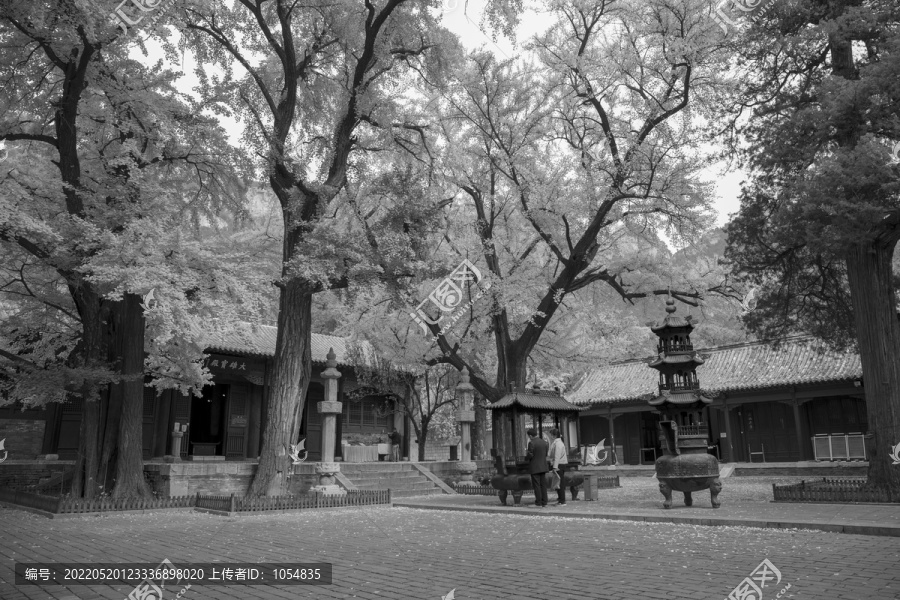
[326,347,337,367]
[461,367,470,384]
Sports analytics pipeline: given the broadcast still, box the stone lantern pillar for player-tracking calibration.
[455,368,478,486]
[312,348,345,496]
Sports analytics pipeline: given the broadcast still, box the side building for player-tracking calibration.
[567,336,866,464]
[0,326,408,464]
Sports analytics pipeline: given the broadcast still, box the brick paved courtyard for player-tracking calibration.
[1,505,899,600]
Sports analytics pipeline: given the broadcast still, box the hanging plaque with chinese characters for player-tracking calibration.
[203,354,265,379]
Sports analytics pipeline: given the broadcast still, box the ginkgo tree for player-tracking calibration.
[175,0,477,496]
[332,0,745,458]
[0,1,261,498]
[409,0,739,405]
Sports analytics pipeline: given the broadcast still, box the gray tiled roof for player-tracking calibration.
[490,389,584,412]
[202,324,377,368]
[567,337,862,406]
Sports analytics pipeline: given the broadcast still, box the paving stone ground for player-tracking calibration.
[1,504,899,600]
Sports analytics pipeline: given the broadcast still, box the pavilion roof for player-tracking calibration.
[567,336,862,406]
[490,389,584,412]
[202,324,378,368]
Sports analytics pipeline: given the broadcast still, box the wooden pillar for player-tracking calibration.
[40,404,60,455]
[153,390,172,458]
[607,405,617,465]
[247,387,261,459]
[791,387,811,461]
[722,398,735,462]
[511,407,519,458]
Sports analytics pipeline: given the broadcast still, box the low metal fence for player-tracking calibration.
[773,478,898,503]
[59,495,194,514]
[0,487,391,515]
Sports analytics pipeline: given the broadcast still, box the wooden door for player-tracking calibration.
[56,397,82,459]
[623,413,642,465]
[142,387,157,459]
[740,402,796,462]
[225,384,250,459]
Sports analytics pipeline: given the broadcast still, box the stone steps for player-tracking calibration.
[340,463,446,496]
[343,472,422,484]
[356,480,437,491]
[339,462,415,471]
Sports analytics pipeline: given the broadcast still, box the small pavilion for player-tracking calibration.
[489,388,583,464]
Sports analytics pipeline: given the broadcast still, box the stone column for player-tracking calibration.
[455,368,478,486]
[165,424,184,463]
[312,348,345,496]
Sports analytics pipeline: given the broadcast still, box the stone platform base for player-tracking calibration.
[310,484,346,496]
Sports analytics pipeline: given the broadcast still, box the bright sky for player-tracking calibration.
[439,0,746,228]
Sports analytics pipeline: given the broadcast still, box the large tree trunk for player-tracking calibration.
[248,279,313,497]
[111,293,151,499]
[846,240,900,495]
[70,285,107,499]
[73,396,101,498]
[417,419,429,462]
[98,304,120,492]
[495,345,528,393]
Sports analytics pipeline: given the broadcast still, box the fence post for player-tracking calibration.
[229,493,236,514]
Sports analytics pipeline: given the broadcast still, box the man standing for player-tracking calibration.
[388,428,402,462]
[525,428,549,507]
[547,427,569,506]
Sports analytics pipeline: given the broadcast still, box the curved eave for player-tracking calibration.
[647,355,705,368]
[648,392,714,406]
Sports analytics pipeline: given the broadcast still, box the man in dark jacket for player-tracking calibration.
[525,428,549,507]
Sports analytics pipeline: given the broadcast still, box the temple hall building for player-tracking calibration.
[568,335,866,465]
[0,327,407,464]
